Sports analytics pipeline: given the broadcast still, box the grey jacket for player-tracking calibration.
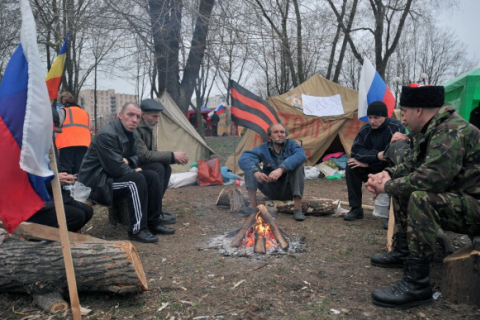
[136,118,173,165]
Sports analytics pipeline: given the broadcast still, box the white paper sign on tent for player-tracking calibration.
[301,94,345,117]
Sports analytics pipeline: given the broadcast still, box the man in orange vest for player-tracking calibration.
[55,92,91,174]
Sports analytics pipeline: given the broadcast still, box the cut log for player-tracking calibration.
[257,205,289,250]
[228,187,246,212]
[441,245,480,306]
[270,198,339,216]
[32,292,69,314]
[254,233,266,254]
[216,187,251,207]
[230,214,256,247]
[0,238,147,294]
[216,187,341,216]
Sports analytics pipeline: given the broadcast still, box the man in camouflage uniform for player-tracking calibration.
[365,84,480,308]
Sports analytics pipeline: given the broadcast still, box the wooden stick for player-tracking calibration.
[254,233,266,254]
[230,213,256,247]
[49,143,82,320]
[0,221,106,243]
[386,198,395,252]
[257,205,289,250]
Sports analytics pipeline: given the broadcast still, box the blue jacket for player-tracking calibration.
[239,139,306,175]
[351,117,405,171]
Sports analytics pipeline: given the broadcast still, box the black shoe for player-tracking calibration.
[149,224,176,235]
[371,232,409,268]
[128,230,159,243]
[344,207,364,221]
[293,209,306,221]
[159,215,177,225]
[371,257,433,308]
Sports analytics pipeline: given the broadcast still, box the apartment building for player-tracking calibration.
[78,89,137,130]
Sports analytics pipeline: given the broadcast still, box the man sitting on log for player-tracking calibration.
[136,99,189,228]
[344,101,406,222]
[79,102,174,243]
[365,84,480,308]
[238,123,307,221]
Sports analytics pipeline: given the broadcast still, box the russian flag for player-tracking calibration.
[0,0,54,233]
[45,33,69,104]
[358,57,395,121]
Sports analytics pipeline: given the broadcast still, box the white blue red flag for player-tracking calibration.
[0,0,54,233]
[358,57,395,121]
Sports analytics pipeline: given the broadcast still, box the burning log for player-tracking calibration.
[257,205,289,250]
[230,213,257,247]
[254,233,267,253]
[216,187,339,215]
[231,205,289,254]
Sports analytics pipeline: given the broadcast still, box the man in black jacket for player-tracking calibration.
[78,102,174,243]
[344,101,406,221]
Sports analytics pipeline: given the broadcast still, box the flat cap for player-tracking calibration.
[140,99,164,112]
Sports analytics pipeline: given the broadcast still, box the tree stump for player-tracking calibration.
[0,238,148,294]
[441,244,480,306]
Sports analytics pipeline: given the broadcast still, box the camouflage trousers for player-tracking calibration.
[392,190,480,259]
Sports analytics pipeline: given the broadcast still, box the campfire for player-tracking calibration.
[230,205,289,253]
[208,205,303,256]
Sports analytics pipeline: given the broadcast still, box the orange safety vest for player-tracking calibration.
[55,106,91,149]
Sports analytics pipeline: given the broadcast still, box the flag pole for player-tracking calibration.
[49,142,82,320]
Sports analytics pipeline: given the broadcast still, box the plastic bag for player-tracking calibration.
[197,158,224,186]
[71,181,91,202]
[168,172,198,189]
[304,166,320,179]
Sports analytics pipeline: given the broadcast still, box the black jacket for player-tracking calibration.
[351,117,405,172]
[78,119,139,206]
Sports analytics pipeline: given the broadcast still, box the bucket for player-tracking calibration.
[372,193,390,218]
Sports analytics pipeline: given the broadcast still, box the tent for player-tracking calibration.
[156,92,215,173]
[226,74,364,172]
[442,68,480,122]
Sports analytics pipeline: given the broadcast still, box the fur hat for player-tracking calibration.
[367,101,388,117]
[140,99,164,112]
[400,84,444,108]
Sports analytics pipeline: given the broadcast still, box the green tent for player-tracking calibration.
[442,68,480,122]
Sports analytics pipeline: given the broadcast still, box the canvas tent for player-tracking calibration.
[226,74,364,173]
[442,68,480,122]
[155,92,215,173]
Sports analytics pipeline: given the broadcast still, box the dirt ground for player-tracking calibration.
[1,137,480,319]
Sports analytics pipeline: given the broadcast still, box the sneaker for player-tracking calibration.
[293,209,306,221]
[128,230,159,243]
[343,207,364,221]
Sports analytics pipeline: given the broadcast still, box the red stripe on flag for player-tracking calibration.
[231,106,271,133]
[45,77,62,101]
[383,87,395,117]
[231,88,278,124]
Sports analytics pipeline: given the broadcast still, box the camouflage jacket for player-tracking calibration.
[385,106,480,203]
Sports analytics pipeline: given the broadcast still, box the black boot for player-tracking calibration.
[371,257,433,308]
[343,207,364,221]
[371,232,409,268]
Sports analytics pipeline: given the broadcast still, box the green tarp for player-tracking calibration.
[442,68,480,121]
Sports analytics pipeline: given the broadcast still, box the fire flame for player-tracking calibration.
[242,212,278,248]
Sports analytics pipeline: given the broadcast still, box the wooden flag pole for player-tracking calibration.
[386,198,396,252]
[49,142,82,320]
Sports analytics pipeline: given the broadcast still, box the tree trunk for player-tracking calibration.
[0,238,147,294]
[441,245,480,306]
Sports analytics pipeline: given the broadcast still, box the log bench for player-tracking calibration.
[441,237,480,306]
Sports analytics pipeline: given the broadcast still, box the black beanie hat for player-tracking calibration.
[400,85,444,108]
[367,101,388,117]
